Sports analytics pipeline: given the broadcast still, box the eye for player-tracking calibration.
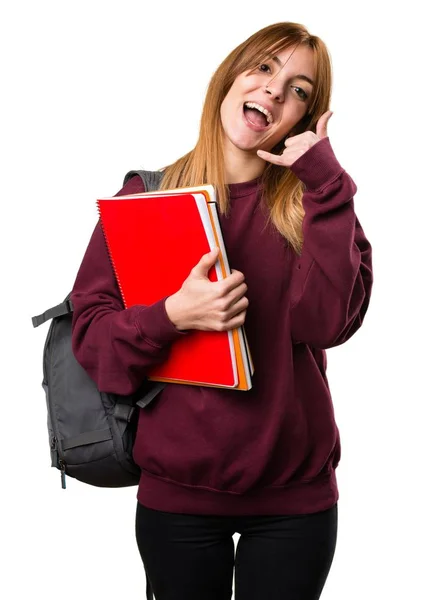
[292,86,308,101]
[258,63,271,73]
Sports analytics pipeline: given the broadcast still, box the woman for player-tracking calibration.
[71,21,373,600]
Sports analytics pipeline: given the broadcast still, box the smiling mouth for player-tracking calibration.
[243,103,272,130]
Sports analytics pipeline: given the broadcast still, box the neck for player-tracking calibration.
[223,137,267,184]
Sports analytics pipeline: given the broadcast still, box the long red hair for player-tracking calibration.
[159,22,332,254]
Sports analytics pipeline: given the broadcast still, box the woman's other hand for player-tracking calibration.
[256,110,333,167]
[165,248,248,332]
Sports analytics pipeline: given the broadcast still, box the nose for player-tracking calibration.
[264,79,284,102]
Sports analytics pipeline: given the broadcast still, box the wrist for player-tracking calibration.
[290,137,343,191]
[165,293,188,331]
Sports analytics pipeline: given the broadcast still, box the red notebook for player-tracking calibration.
[97,189,252,390]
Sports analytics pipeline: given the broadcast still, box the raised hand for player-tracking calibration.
[165,248,249,332]
[256,110,333,167]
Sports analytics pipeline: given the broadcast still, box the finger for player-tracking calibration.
[229,270,246,287]
[256,149,285,166]
[219,271,246,295]
[192,248,219,277]
[223,283,248,309]
[226,309,247,330]
[227,295,249,317]
[316,110,333,139]
[284,135,298,146]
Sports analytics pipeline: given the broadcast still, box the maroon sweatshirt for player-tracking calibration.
[71,137,373,515]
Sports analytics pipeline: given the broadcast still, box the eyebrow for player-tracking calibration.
[271,55,315,87]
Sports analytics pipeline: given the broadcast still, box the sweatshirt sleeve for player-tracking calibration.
[288,137,373,350]
[71,175,188,395]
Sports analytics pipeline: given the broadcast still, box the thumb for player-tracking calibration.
[316,110,333,139]
[192,247,219,277]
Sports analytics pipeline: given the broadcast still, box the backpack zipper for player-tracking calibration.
[46,320,68,489]
[59,459,67,489]
[50,436,67,489]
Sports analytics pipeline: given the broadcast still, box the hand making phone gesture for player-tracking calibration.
[257,111,333,167]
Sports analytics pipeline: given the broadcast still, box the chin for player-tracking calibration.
[234,140,260,152]
[224,131,256,152]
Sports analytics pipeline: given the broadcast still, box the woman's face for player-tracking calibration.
[220,44,315,155]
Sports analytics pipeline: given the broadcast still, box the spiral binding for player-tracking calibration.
[96,200,128,309]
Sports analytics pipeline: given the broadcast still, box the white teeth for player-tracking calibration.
[244,101,273,124]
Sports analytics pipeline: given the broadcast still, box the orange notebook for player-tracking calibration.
[97,186,253,390]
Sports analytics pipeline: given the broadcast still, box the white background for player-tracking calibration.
[1,0,440,598]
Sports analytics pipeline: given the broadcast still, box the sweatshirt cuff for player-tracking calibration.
[290,137,344,191]
[135,298,188,347]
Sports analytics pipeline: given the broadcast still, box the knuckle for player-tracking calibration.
[230,269,245,284]
[219,310,229,323]
[218,280,228,295]
[215,297,228,311]
[219,299,229,312]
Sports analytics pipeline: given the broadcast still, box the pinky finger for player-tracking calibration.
[256,150,283,165]
[227,310,247,330]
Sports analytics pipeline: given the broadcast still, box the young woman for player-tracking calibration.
[71,21,373,600]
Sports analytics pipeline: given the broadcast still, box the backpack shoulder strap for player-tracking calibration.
[32,171,164,328]
[32,294,73,328]
[123,169,164,192]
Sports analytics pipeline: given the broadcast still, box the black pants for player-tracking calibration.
[135,501,338,600]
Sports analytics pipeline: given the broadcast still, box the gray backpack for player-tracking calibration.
[32,170,166,490]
